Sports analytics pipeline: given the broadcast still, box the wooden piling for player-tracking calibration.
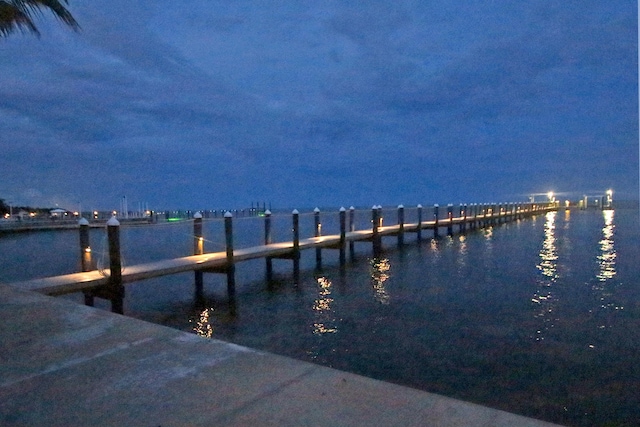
[339,207,346,266]
[224,212,235,298]
[314,207,322,269]
[193,212,204,299]
[447,204,453,236]
[79,218,94,306]
[397,204,404,247]
[416,204,423,241]
[433,204,439,238]
[264,209,272,280]
[372,206,382,256]
[107,216,124,314]
[292,209,300,283]
[349,206,355,258]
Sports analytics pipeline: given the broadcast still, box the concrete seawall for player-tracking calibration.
[0,283,562,426]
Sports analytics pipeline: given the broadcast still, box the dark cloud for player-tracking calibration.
[0,0,636,209]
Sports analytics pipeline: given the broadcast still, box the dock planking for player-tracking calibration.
[10,204,552,301]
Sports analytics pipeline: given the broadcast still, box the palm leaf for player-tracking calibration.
[0,0,79,37]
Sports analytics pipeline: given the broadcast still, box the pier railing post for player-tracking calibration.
[224,212,235,298]
[433,204,439,238]
[372,205,381,256]
[460,204,466,233]
[193,212,204,299]
[447,204,453,235]
[348,206,355,258]
[292,209,300,283]
[397,204,404,247]
[339,207,346,266]
[416,204,423,241]
[264,209,272,280]
[107,216,124,314]
[79,218,94,306]
[314,207,322,269]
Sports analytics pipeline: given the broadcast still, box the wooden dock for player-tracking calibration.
[9,202,555,312]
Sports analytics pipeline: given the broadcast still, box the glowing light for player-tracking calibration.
[85,247,91,253]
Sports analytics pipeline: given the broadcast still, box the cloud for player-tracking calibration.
[0,0,636,209]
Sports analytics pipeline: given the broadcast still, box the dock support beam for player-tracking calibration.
[224,212,236,298]
[349,206,355,259]
[433,204,439,238]
[107,216,124,314]
[416,204,423,241]
[79,218,93,306]
[397,204,404,247]
[339,207,346,266]
[292,209,300,284]
[372,206,382,256]
[314,207,322,269]
[265,210,272,281]
[193,212,204,300]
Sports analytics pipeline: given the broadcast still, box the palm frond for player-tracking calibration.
[0,0,79,38]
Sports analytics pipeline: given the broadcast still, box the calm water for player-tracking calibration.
[1,206,639,426]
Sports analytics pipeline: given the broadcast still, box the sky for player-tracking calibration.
[0,0,637,212]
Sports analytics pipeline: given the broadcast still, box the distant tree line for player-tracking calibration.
[0,198,54,217]
[0,198,8,215]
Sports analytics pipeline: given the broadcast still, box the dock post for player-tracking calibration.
[460,204,467,233]
[397,204,404,247]
[193,212,204,300]
[339,207,346,266]
[372,205,382,256]
[107,216,124,314]
[314,207,322,269]
[292,209,300,283]
[79,218,94,306]
[470,203,478,230]
[264,210,273,280]
[349,206,355,259]
[416,204,423,241]
[224,212,235,298]
[433,204,439,238]
[447,204,453,235]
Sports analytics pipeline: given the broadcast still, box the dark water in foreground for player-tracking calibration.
[2,207,639,426]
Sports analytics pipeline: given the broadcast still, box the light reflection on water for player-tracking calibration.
[191,307,214,338]
[596,209,616,282]
[592,209,623,319]
[370,258,391,305]
[312,276,337,335]
[532,211,558,341]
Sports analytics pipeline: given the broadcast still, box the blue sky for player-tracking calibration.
[0,0,637,211]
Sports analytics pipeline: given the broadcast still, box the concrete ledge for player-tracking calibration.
[0,284,562,426]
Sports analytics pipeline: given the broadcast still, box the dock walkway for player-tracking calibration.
[11,208,549,298]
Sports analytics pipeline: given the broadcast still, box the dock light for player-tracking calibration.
[85,247,91,253]
[565,200,570,208]
[547,191,554,201]
[607,189,613,196]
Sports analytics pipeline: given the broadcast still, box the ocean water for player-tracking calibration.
[1,205,638,426]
